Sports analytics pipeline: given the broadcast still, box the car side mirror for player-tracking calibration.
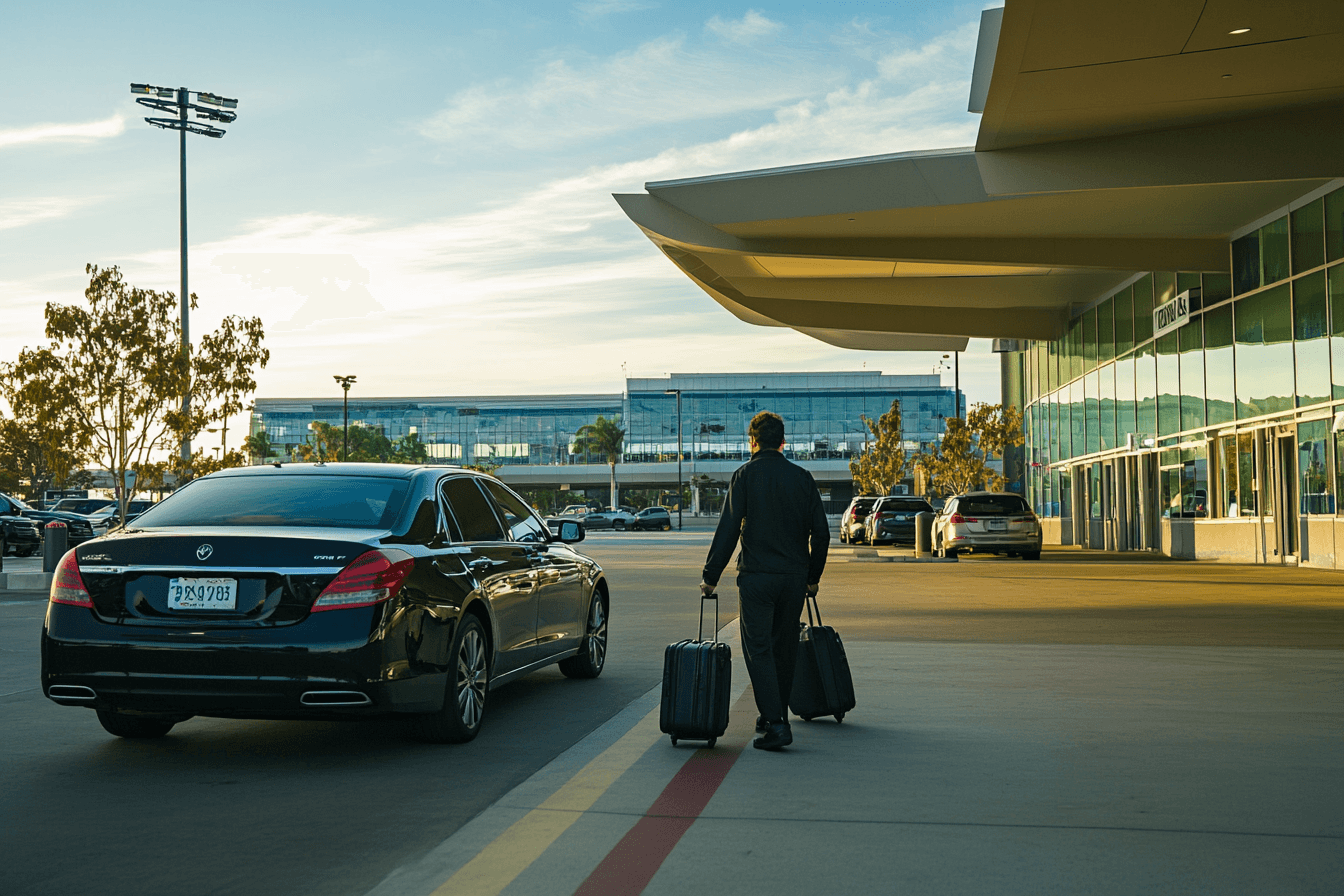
[556,520,585,543]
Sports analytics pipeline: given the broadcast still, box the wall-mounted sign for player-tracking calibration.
[1153,289,1191,339]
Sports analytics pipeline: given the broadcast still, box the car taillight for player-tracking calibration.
[50,550,92,607]
[949,513,965,524]
[312,549,415,612]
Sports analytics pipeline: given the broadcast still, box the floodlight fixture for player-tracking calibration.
[130,81,241,472]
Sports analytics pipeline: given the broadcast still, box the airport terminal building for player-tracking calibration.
[250,372,959,514]
[616,1,1344,568]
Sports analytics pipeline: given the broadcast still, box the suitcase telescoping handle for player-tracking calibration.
[804,591,825,629]
[699,592,719,643]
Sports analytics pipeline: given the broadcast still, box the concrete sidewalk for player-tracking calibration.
[0,556,50,592]
[365,620,1343,896]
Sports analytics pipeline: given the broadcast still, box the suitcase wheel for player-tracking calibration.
[670,736,678,746]
[707,737,716,749]
[800,715,815,722]
[835,712,845,723]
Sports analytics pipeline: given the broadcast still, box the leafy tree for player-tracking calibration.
[848,399,908,496]
[915,402,1025,496]
[297,422,432,465]
[0,348,91,500]
[244,430,273,464]
[572,415,625,508]
[6,265,268,517]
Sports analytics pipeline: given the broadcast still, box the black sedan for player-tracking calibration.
[41,464,609,744]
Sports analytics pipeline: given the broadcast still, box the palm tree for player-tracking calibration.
[572,415,625,508]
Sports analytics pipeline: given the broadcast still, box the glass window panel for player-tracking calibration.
[1156,332,1180,436]
[1049,390,1060,464]
[1234,283,1295,419]
[1181,447,1208,518]
[1218,434,1238,518]
[1059,470,1071,520]
[1099,363,1116,451]
[1114,286,1135,356]
[1115,352,1137,444]
[1178,320,1205,431]
[1203,304,1236,425]
[1067,318,1083,383]
[1232,230,1261,295]
[1084,370,1100,453]
[1083,308,1097,372]
[1133,275,1155,344]
[1135,345,1157,440]
[1154,272,1177,313]
[1298,419,1332,515]
[1177,272,1202,297]
[1070,379,1085,458]
[1326,186,1344,263]
[1161,466,1180,518]
[1097,298,1115,363]
[1048,338,1060,392]
[1292,198,1325,273]
[1238,431,1258,516]
[1202,272,1232,305]
[1293,270,1329,407]
[1331,265,1344,401]
[1335,430,1344,515]
[1261,217,1290,285]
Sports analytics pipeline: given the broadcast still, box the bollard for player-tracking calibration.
[43,521,68,573]
[0,529,5,572]
[914,511,933,558]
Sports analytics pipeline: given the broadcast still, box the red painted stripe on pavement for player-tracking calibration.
[572,690,756,896]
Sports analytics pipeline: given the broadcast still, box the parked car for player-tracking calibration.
[581,507,637,530]
[932,492,1042,560]
[558,504,591,516]
[41,463,609,743]
[52,498,117,518]
[109,500,157,527]
[632,506,673,531]
[1,513,41,556]
[838,497,878,544]
[0,493,109,546]
[863,496,934,545]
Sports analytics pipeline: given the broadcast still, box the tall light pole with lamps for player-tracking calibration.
[664,389,683,530]
[334,375,357,460]
[130,82,239,473]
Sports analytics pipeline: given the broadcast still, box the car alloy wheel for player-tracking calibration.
[457,625,488,729]
[412,615,489,743]
[559,595,607,679]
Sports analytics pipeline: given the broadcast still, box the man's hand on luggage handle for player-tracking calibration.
[700,581,714,597]
[806,583,819,597]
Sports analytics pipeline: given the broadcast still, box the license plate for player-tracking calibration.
[987,519,1008,531]
[167,577,237,610]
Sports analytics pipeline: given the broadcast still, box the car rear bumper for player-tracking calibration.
[947,534,1042,552]
[41,605,448,718]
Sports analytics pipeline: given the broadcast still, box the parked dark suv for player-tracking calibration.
[632,507,673,530]
[839,497,878,544]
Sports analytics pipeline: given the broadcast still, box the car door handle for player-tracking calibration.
[467,558,494,574]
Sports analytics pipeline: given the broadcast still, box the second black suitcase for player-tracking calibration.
[660,593,732,747]
[789,593,856,723]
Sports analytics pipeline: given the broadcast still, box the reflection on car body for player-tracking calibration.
[41,463,609,744]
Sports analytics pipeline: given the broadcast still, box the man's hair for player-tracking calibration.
[749,411,785,449]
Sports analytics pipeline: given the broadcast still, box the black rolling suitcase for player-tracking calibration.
[660,593,732,748]
[789,592,856,723]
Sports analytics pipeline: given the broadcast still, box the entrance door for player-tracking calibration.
[1273,432,1299,560]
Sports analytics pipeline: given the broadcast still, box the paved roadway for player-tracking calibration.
[2,533,1341,895]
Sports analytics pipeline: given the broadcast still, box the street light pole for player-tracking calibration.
[334,375,357,460]
[131,82,238,475]
[665,388,682,530]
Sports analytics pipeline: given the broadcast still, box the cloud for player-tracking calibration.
[417,34,841,149]
[705,10,783,44]
[0,115,124,149]
[574,0,658,16]
[0,197,89,231]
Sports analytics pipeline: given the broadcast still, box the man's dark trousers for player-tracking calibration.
[737,571,807,722]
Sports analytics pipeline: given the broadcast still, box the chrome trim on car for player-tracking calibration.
[299,690,372,707]
[77,565,346,576]
[47,685,97,702]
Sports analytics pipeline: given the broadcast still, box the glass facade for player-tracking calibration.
[1020,184,1344,525]
[253,372,957,472]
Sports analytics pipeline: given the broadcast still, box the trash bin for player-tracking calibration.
[43,521,68,573]
[914,512,933,558]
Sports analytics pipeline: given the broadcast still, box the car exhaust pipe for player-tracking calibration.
[48,685,97,702]
[300,690,372,707]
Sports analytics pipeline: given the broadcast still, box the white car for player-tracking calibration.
[933,492,1042,560]
[581,507,637,530]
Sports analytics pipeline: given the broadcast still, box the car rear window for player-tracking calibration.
[132,475,410,529]
[959,495,1030,515]
[879,499,933,512]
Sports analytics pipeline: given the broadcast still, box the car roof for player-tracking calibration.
[206,462,465,480]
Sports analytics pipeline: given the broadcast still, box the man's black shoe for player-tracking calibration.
[753,721,792,751]
[755,715,769,733]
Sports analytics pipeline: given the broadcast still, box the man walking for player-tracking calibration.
[701,411,829,751]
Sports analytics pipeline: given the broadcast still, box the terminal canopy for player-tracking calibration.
[615,0,1344,346]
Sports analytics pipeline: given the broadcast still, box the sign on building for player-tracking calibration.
[1153,289,1191,339]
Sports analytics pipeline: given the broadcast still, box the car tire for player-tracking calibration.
[16,546,36,558]
[662,523,672,531]
[839,529,848,544]
[559,594,607,679]
[411,615,489,744]
[613,520,625,531]
[96,709,178,739]
[1022,551,1041,561]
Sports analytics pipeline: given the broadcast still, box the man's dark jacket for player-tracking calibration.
[702,449,829,587]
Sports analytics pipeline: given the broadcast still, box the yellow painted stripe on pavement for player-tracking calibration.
[429,706,663,896]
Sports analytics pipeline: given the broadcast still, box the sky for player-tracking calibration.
[1,1,997,449]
